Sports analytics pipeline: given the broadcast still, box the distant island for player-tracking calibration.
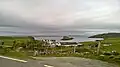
[61,36,74,40]
[89,33,120,38]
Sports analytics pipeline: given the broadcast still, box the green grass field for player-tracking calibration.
[0,36,31,46]
[0,36,32,59]
[80,38,120,52]
[101,38,120,52]
[0,36,120,65]
[80,38,120,65]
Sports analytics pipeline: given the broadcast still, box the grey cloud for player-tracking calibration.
[0,0,120,35]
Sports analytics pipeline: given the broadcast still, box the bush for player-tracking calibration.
[28,36,35,41]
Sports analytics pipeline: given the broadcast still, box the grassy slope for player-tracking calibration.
[0,36,31,46]
[80,38,120,52]
[80,38,120,65]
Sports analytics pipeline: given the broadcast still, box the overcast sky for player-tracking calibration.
[0,0,120,35]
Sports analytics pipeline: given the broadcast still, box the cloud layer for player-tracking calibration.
[0,0,120,35]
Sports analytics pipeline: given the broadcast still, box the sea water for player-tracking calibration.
[34,36,103,42]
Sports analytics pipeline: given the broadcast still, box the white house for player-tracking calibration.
[41,39,61,47]
[41,39,83,47]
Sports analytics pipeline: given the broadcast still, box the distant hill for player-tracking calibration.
[88,33,120,38]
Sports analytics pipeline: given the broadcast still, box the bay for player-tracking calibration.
[34,36,103,42]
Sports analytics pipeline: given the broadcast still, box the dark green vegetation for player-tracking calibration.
[89,33,120,38]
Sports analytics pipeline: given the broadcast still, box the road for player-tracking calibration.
[0,57,119,67]
[0,57,45,67]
